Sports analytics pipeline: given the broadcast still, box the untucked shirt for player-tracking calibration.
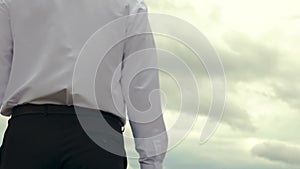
[0,0,168,168]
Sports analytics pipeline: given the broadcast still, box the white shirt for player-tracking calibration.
[0,0,168,168]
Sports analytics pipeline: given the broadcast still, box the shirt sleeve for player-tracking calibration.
[121,0,168,169]
[0,0,13,106]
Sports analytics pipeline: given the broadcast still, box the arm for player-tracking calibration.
[0,0,13,106]
[121,1,168,169]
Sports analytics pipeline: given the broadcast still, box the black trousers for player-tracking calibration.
[0,104,127,169]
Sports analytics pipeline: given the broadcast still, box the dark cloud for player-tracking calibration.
[251,141,300,165]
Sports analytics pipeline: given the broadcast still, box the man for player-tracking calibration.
[0,0,168,169]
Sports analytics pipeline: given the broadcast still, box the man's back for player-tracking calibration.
[1,0,129,118]
[0,0,168,169]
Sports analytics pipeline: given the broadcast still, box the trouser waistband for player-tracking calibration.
[11,103,125,132]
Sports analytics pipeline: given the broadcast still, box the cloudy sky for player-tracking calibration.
[124,0,300,169]
[1,0,299,169]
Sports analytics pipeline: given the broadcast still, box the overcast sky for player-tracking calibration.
[125,0,300,169]
[0,0,299,169]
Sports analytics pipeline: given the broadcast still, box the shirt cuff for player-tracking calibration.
[140,162,163,169]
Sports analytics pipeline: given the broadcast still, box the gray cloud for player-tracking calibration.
[159,138,293,169]
[160,74,255,132]
[219,31,300,111]
[222,101,256,132]
[270,64,300,110]
[251,141,300,165]
[221,32,281,82]
[273,82,300,110]
[154,35,256,132]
